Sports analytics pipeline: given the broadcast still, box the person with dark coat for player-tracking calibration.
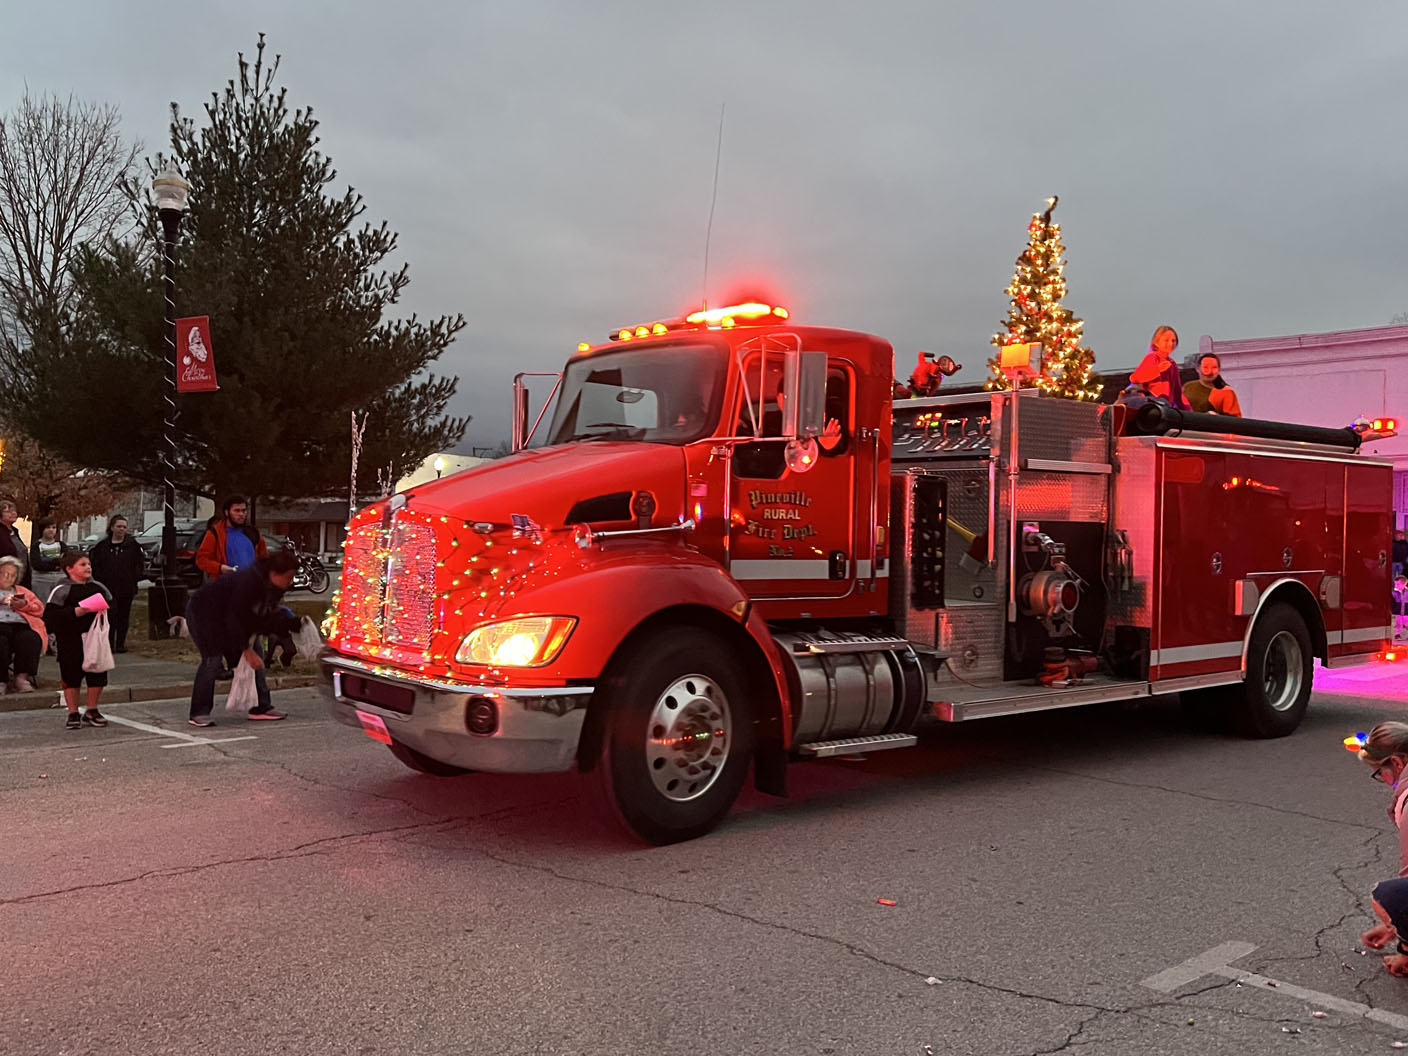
[184,549,299,726]
[0,500,32,589]
[88,515,144,653]
[44,551,113,730]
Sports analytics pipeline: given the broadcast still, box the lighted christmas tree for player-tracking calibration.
[985,196,1101,399]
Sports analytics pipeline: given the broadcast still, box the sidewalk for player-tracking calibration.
[0,651,319,713]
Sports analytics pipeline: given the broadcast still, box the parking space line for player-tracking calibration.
[1142,941,1408,1032]
[160,736,258,749]
[101,713,257,750]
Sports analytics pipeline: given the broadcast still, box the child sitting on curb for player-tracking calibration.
[43,551,114,730]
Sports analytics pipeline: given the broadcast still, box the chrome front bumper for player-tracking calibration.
[321,654,592,773]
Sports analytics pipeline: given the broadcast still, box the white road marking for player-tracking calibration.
[1142,941,1408,1032]
[160,736,257,749]
[101,713,257,749]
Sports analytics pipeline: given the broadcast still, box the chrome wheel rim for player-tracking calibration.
[1263,630,1304,712]
[645,674,731,802]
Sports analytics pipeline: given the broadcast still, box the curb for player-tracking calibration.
[0,675,320,714]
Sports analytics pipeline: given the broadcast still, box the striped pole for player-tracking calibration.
[159,209,181,580]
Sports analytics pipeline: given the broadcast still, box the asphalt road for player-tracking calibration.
[4,670,1408,1056]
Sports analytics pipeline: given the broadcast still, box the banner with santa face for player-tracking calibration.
[175,316,219,393]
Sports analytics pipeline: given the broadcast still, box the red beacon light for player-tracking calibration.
[685,302,789,328]
[1351,414,1399,441]
[609,302,791,342]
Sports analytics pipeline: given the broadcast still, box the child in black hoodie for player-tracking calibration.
[44,551,114,730]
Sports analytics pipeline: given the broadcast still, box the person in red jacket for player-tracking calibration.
[1129,325,1191,410]
[195,496,267,582]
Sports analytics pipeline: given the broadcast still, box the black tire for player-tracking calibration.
[1235,603,1313,738]
[590,628,754,845]
[387,740,474,776]
[307,566,330,594]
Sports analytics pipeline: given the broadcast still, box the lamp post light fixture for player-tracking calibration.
[433,456,446,479]
[152,161,190,582]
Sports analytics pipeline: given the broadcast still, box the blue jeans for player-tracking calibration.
[187,603,271,719]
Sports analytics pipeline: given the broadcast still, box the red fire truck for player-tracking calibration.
[321,303,1397,844]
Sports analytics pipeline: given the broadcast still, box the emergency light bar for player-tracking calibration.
[1350,415,1399,442]
[685,302,789,326]
[601,302,791,344]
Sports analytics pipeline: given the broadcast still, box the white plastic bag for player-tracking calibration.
[292,616,323,661]
[81,611,115,673]
[225,655,259,713]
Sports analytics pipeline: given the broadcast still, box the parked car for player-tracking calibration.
[144,521,311,589]
[139,519,208,584]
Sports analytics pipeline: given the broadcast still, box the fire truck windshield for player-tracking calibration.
[544,343,728,447]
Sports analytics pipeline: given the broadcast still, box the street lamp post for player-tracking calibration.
[152,162,190,584]
[433,456,446,479]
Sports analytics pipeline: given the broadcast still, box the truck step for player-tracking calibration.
[791,634,912,656]
[796,733,919,758]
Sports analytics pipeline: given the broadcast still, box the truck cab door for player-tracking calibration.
[728,353,857,600]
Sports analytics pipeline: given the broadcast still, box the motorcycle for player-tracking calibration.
[291,548,331,594]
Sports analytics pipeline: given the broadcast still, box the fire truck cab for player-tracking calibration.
[321,305,1396,844]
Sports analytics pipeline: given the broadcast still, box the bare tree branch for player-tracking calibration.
[0,90,140,352]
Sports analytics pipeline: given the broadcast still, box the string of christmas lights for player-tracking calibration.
[985,196,1101,401]
[328,502,569,681]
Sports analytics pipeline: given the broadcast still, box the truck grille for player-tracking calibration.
[341,522,389,642]
[384,519,436,649]
[338,514,438,652]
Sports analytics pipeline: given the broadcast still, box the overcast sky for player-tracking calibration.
[5,1,1406,448]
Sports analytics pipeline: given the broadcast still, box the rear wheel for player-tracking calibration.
[590,629,754,844]
[1235,604,1313,738]
[387,740,473,776]
[306,566,330,593]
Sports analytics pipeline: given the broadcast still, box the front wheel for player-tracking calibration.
[306,565,330,593]
[1235,603,1313,738]
[590,629,754,844]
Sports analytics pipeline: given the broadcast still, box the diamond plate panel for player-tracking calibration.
[1013,471,1109,521]
[1012,394,1109,462]
[1106,437,1158,627]
[935,604,1006,681]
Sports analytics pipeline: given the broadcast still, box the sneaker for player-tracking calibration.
[82,708,107,727]
[113,646,128,654]
[247,709,287,721]
[65,711,81,730]
[13,675,33,693]
[187,716,216,728]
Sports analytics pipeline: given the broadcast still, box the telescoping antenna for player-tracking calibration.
[700,103,726,314]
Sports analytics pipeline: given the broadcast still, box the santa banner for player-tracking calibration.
[175,316,219,393]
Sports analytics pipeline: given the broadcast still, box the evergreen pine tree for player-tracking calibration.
[985,196,1100,400]
[1,35,466,502]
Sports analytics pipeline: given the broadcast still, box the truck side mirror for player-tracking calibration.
[782,349,828,440]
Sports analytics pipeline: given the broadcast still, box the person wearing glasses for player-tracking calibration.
[1352,723,1408,977]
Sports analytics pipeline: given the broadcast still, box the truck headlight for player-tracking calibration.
[455,616,577,667]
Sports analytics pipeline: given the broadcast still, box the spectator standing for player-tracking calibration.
[29,518,65,590]
[195,496,267,581]
[0,556,44,693]
[0,500,32,588]
[185,549,299,726]
[1129,326,1191,410]
[1393,529,1407,577]
[43,551,113,730]
[89,515,143,654]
